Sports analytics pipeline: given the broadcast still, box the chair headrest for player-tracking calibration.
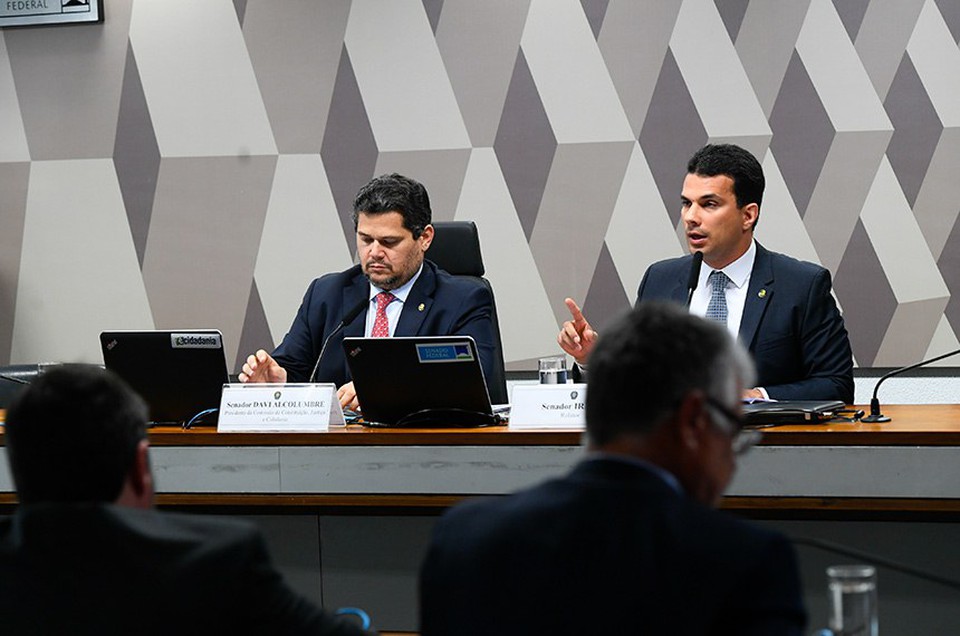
[428,221,485,277]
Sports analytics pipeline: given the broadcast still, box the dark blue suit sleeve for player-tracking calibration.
[635,266,654,304]
[718,533,807,636]
[235,527,372,635]
[272,279,328,383]
[762,269,853,403]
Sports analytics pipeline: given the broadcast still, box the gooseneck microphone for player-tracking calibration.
[685,251,704,308]
[862,347,960,422]
[308,298,369,383]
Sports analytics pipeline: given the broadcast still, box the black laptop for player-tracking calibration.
[100,330,229,426]
[743,399,846,426]
[342,335,495,427]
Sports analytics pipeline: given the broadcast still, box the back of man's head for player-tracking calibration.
[585,302,753,447]
[687,143,765,213]
[352,172,432,239]
[5,365,148,505]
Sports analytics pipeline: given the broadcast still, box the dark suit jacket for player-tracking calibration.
[272,260,496,387]
[420,457,807,636]
[636,243,853,402]
[0,504,369,635]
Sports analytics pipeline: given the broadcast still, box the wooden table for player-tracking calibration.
[3,405,959,631]
[3,404,959,514]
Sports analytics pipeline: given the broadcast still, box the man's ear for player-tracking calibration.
[116,439,154,509]
[675,391,708,451]
[419,224,435,251]
[132,440,153,494]
[742,203,759,231]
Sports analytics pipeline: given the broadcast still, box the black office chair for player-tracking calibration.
[427,221,508,404]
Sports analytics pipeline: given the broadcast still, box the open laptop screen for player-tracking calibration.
[342,335,494,427]
[100,330,228,426]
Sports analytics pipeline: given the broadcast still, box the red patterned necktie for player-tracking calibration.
[371,291,395,338]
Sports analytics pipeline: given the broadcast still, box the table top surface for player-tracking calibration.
[4,404,957,447]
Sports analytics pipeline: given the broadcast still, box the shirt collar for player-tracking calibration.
[369,262,423,304]
[704,239,756,290]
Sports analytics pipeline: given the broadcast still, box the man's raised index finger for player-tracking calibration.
[564,297,585,325]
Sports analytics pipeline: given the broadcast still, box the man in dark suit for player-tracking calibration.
[420,303,807,635]
[241,173,496,410]
[0,365,371,636]
[559,144,853,402]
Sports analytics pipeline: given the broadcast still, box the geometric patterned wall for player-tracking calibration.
[2,0,960,373]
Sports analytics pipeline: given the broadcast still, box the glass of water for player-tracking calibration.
[827,564,877,636]
[538,356,568,384]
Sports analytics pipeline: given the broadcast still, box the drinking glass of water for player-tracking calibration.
[827,564,877,636]
[538,356,568,384]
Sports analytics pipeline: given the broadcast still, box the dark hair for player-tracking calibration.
[687,144,765,219]
[585,302,753,446]
[4,365,148,505]
[352,173,432,239]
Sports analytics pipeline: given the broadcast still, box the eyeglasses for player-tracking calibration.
[704,396,763,455]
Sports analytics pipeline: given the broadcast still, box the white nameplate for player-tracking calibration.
[509,384,587,430]
[218,383,344,432]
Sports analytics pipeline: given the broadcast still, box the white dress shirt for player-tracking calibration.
[689,240,756,339]
[688,241,767,397]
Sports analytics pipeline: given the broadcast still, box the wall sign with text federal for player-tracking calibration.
[1,0,102,28]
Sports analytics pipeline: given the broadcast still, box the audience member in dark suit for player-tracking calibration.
[240,173,496,410]
[0,365,371,636]
[559,144,853,402]
[421,303,807,635]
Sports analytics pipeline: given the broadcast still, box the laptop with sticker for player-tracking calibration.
[342,335,495,427]
[100,330,229,426]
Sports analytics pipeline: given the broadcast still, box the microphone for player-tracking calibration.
[862,347,960,422]
[308,298,368,383]
[685,251,704,307]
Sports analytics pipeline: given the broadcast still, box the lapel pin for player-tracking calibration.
[758,289,767,299]
[418,303,425,312]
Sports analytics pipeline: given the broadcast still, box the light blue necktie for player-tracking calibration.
[705,270,729,325]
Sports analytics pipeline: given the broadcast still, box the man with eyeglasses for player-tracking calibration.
[420,302,806,635]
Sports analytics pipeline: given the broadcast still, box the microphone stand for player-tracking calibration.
[685,251,703,308]
[862,348,960,423]
[308,299,368,383]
